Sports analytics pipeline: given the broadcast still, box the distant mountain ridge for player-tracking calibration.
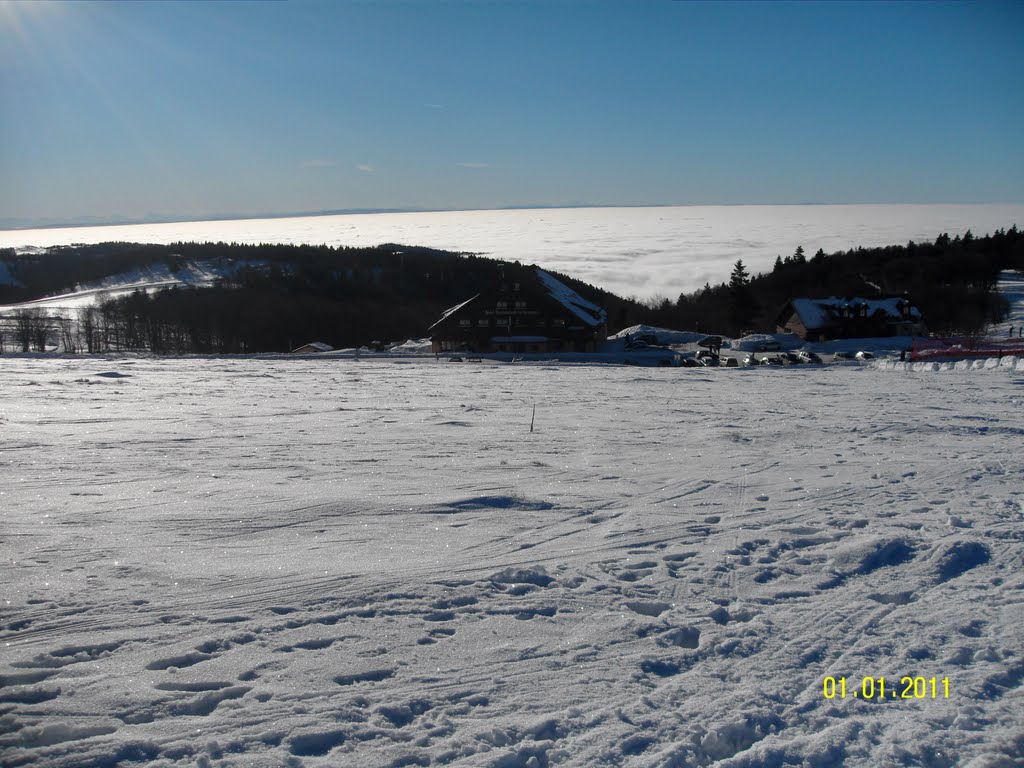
[0,203,651,232]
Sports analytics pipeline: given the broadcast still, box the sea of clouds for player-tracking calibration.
[2,204,1022,300]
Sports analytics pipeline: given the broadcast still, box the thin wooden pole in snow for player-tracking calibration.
[530,403,536,433]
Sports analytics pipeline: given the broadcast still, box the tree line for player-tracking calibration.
[0,227,1020,353]
[642,226,1023,337]
[0,243,646,353]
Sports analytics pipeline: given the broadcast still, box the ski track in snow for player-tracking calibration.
[1,359,1022,767]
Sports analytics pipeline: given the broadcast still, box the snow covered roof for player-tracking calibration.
[534,267,607,327]
[428,294,480,330]
[291,341,333,353]
[791,297,921,329]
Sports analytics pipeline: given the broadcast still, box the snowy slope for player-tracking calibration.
[1,359,1022,767]
[993,270,1024,337]
[0,260,242,313]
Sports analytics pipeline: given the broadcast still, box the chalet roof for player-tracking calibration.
[290,341,333,353]
[534,268,606,327]
[429,268,606,331]
[430,294,480,330]
[789,297,921,329]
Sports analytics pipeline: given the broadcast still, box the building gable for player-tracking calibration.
[777,296,924,340]
[430,265,607,353]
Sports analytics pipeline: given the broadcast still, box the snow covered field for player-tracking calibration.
[2,358,1023,767]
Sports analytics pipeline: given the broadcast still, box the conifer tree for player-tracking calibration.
[728,260,756,334]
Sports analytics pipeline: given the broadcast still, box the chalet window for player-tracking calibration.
[514,300,527,309]
[512,282,521,292]
[459,319,472,327]
[497,300,509,310]
[515,317,529,326]
[496,316,509,326]
[477,318,490,327]
[552,318,566,327]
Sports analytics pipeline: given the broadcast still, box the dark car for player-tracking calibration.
[780,352,803,365]
[797,350,823,364]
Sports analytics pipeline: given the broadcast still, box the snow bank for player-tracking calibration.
[608,324,707,346]
[388,338,434,354]
[875,355,1024,372]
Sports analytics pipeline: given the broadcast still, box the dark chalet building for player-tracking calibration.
[429,265,608,354]
[776,296,925,341]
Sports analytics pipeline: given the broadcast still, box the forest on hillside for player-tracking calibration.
[0,243,644,353]
[0,226,1021,353]
[643,226,1024,337]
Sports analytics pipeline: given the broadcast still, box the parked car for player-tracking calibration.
[759,355,784,366]
[855,350,875,360]
[797,350,823,364]
[741,353,759,366]
[755,340,782,352]
[833,351,855,360]
[695,350,721,366]
[780,352,803,365]
[719,355,739,367]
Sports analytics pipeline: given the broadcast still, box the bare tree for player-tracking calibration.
[55,314,76,353]
[14,309,34,352]
[77,306,98,353]
[30,311,50,352]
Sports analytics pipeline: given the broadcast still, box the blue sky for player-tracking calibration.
[1,0,1022,226]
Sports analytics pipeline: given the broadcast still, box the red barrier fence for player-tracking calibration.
[910,336,1024,361]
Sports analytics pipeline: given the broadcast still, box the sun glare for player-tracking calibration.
[0,0,62,49]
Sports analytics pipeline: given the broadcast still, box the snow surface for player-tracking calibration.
[991,271,1024,339]
[2,204,1021,300]
[1,358,1022,767]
